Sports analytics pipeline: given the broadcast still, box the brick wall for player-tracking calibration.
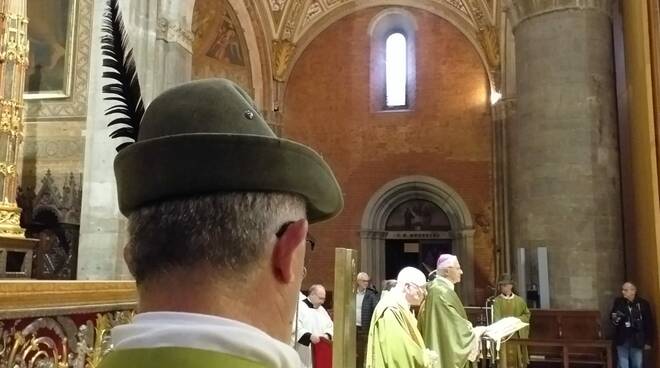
[282,7,494,303]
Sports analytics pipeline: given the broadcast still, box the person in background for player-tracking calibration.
[610,282,653,368]
[295,284,334,367]
[366,267,437,367]
[418,254,483,368]
[492,274,531,368]
[357,272,379,368]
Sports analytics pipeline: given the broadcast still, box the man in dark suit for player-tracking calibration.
[356,272,379,367]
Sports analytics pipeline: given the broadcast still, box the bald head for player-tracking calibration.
[308,284,326,308]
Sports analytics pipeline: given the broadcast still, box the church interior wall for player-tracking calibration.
[281,6,495,301]
[19,0,93,279]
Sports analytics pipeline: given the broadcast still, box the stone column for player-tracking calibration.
[506,0,623,312]
[77,0,193,279]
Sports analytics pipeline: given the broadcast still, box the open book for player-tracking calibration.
[479,317,529,341]
[469,317,529,360]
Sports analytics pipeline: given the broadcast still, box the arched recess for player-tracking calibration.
[281,0,494,96]
[187,0,269,109]
[361,176,476,304]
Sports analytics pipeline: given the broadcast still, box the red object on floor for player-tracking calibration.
[312,338,332,368]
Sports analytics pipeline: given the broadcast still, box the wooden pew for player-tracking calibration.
[465,307,612,367]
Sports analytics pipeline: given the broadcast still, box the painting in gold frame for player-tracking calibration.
[24,0,77,100]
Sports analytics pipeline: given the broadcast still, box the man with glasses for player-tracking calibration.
[365,267,438,368]
[418,254,483,368]
[356,272,379,368]
[100,79,343,368]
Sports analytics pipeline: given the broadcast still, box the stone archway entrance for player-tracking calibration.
[360,176,475,304]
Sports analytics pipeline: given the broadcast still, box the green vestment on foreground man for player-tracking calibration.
[418,277,476,368]
[100,347,267,368]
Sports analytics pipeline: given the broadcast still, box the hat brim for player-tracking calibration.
[114,134,343,223]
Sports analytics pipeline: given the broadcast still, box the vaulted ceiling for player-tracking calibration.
[254,0,501,81]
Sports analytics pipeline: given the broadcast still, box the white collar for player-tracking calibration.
[438,276,455,290]
[500,293,516,300]
[111,312,302,368]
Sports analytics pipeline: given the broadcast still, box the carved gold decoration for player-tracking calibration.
[477,25,500,68]
[272,39,296,82]
[0,281,137,319]
[0,205,22,237]
[0,310,134,368]
[0,0,29,238]
[84,311,133,368]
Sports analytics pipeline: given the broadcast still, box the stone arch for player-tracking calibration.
[360,175,476,303]
[283,1,493,89]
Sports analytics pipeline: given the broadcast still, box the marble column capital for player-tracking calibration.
[506,0,612,30]
[156,17,194,53]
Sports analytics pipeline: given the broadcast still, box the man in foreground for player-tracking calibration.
[99,78,343,368]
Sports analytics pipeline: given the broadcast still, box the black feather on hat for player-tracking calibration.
[101,1,343,223]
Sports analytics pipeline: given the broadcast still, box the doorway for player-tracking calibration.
[384,239,452,279]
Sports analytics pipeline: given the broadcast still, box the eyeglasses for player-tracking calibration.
[276,221,315,251]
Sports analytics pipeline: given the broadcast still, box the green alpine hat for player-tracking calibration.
[113,78,343,223]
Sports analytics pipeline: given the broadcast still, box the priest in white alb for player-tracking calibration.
[295,284,334,367]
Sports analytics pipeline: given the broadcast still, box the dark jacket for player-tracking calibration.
[610,296,653,347]
[359,287,379,329]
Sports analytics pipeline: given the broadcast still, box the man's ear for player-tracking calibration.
[272,219,308,283]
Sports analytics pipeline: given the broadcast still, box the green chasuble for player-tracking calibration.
[418,278,475,368]
[365,293,434,368]
[493,294,530,368]
[99,346,268,368]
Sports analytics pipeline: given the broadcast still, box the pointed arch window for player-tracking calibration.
[385,32,407,108]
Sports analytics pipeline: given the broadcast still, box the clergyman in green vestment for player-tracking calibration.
[492,275,531,368]
[418,254,483,368]
[366,267,439,368]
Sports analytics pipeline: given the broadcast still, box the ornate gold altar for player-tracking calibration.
[0,281,137,368]
[0,0,39,278]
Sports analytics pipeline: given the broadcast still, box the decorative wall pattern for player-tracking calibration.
[258,0,500,86]
[26,0,93,120]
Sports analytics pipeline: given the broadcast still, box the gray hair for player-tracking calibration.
[382,279,397,291]
[126,192,305,283]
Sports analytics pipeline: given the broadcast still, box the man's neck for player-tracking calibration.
[138,269,295,343]
[438,276,455,290]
